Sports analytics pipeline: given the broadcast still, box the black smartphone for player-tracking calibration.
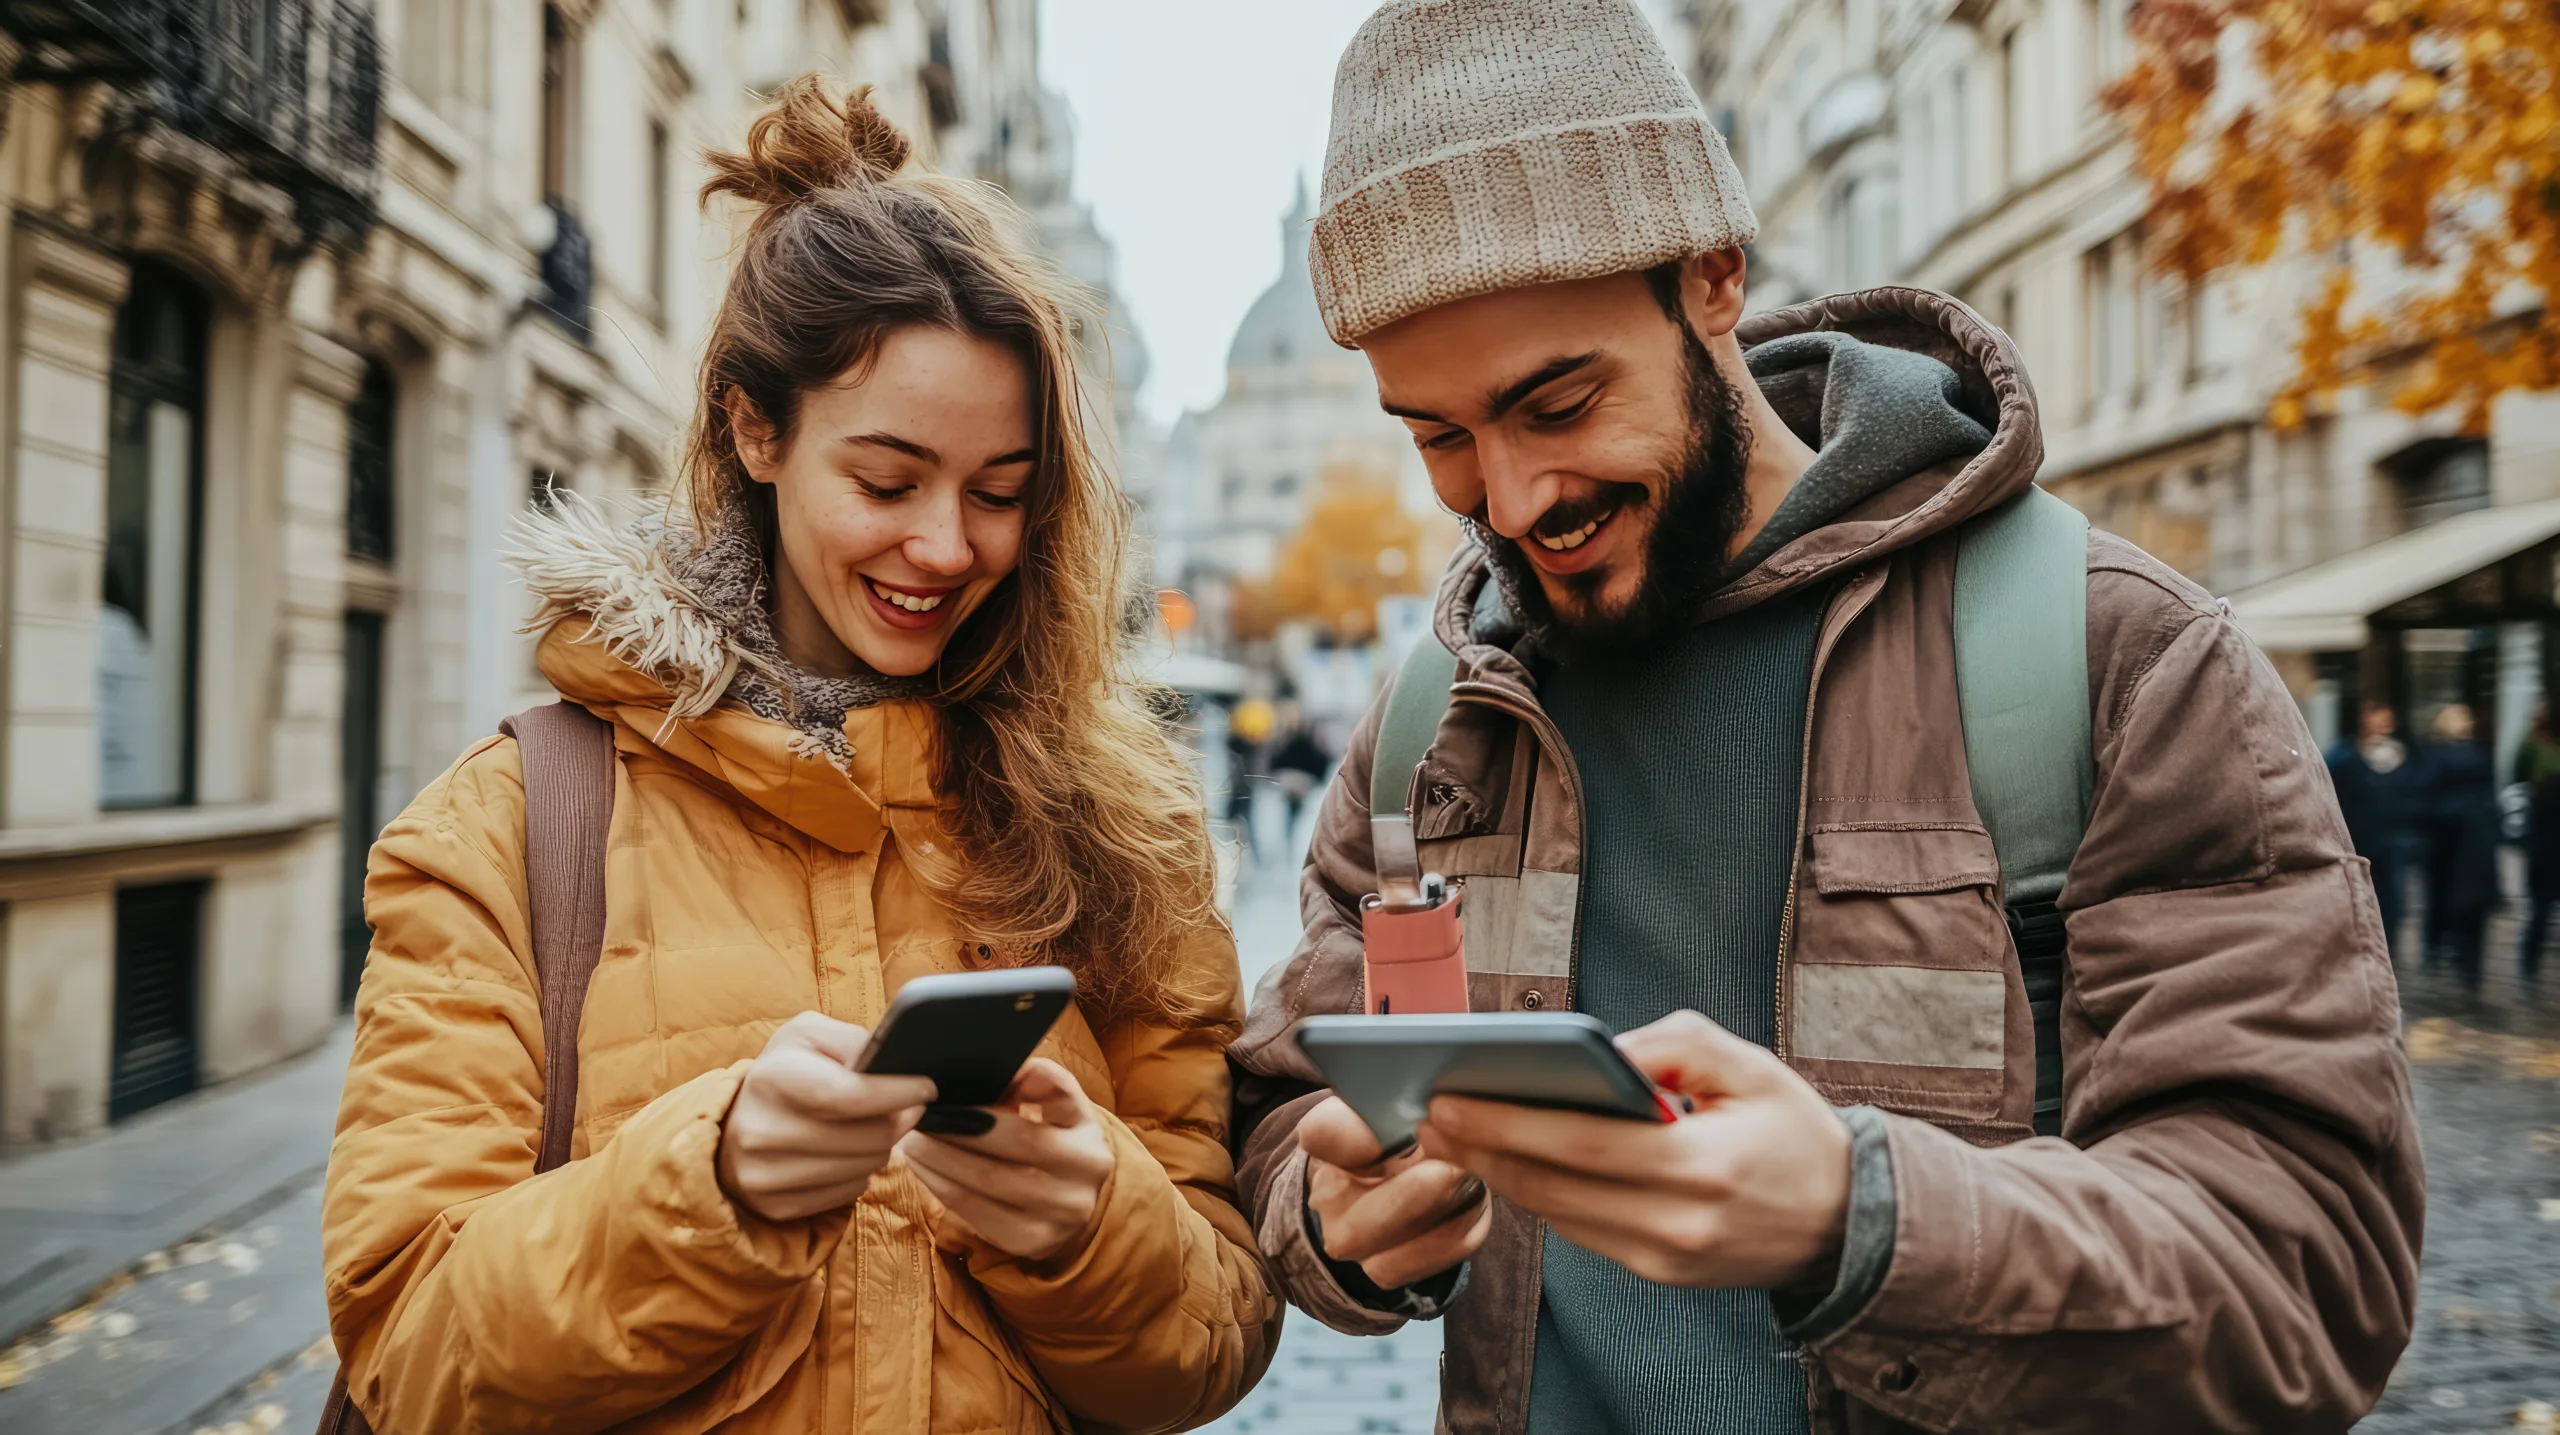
[1295,1012,1679,1155]
[854,967,1077,1136]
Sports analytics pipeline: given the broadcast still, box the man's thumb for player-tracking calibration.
[1616,1010,1783,1099]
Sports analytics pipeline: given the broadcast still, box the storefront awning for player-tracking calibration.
[2224,498,2560,651]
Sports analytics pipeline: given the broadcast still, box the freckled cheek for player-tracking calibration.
[805,501,906,577]
[967,511,1029,586]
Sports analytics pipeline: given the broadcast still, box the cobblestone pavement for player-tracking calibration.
[0,785,2547,1433]
[2355,935,2560,1433]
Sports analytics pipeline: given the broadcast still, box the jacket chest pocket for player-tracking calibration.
[1786,824,2024,1130]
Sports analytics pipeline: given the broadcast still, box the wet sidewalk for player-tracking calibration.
[0,1025,350,1434]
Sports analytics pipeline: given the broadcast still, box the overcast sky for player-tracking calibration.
[1037,1,1381,427]
[1038,2,1686,428]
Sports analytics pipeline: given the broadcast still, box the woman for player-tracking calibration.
[2420,702,2500,985]
[322,80,1276,1432]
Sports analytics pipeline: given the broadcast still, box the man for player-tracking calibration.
[2327,700,2421,959]
[1227,2,2423,1432]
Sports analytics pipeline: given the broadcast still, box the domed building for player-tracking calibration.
[1156,182,1433,618]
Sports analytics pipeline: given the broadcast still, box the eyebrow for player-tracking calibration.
[1378,351,1603,426]
[843,432,1037,469]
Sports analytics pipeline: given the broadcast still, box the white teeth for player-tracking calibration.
[1535,518,1603,552]
[868,580,944,613]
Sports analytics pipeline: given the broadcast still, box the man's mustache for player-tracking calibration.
[1471,482,1652,546]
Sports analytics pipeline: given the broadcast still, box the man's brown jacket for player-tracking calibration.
[1228,287,2424,1434]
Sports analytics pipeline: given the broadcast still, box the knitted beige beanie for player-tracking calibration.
[1310,0,1758,345]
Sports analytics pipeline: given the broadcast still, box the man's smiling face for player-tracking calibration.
[1361,255,1755,650]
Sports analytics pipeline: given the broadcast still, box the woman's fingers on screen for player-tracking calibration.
[769,1009,874,1066]
[999,1057,1090,1127]
[773,1055,936,1121]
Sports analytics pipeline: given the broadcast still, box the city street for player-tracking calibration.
[0,786,2549,1434]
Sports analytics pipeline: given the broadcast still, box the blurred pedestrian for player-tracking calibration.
[1267,702,1334,841]
[2422,702,2500,984]
[1226,696,1274,852]
[319,80,1274,1434]
[2513,700,2560,978]
[2327,701,2422,958]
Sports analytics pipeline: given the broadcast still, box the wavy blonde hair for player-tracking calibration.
[688,77,1220,1027]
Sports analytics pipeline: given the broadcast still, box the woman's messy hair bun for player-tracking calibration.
[701,75,911,213]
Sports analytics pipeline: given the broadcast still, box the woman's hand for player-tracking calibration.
[897,1057,1118,1262]
[717,1011,936,1222]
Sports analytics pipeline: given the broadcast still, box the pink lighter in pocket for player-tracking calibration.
[1361,806,1469,1014]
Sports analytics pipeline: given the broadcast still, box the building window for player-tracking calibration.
[347,358,396,562]
[647,119,672,318]
[2083,232,2138,411]
[2388,437,2492,529]
[111,879,206,1120]
[100,265,208,811]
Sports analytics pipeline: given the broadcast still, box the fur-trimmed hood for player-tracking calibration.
[501,492,941,853]
[505,492,748,722]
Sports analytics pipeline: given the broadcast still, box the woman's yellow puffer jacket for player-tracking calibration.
[322,513,1278,1433]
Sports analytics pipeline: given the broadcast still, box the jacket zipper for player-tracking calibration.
[1773,569,1888,1065]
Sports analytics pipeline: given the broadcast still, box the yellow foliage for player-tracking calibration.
[1233,459,1438,645]
[2109,0,2560,431]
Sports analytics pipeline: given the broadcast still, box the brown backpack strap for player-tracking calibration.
[497,700,618,1173]
[315,703,616,1435]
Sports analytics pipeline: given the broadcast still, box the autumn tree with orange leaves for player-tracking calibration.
[1230,459,1444,645]
[2107,0,2560,429]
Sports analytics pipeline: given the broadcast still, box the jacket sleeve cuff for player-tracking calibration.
[655,1061,852,1288]
[1773,1105,1896,1342]
[1255,1143,1433,1335]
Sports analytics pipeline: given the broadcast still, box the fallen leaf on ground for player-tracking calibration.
[2539,1199,2560,1223]
[2515,1398,2557,1432]
[0,1355,22,1390]
[178,1281,209,1304]
[99,1311,137,1338]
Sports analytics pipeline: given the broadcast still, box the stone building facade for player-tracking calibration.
[1686,0,2560,751]
[1154,184,1436,645]
[0,0,1091,1145]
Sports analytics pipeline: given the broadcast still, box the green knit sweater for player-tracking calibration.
[1526,582,1828,1435]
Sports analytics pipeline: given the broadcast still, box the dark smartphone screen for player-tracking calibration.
[853,967,1077,1132]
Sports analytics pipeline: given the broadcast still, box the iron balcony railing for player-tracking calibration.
[1,0,381,242]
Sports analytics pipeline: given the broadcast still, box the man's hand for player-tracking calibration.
[897,1058,1118,1262]
[717,1011,936,1222]
[1300,1096,1493,1290]
[1416,1010,1850,1288]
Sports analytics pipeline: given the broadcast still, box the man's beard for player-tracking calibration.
[1475,326,1753,663]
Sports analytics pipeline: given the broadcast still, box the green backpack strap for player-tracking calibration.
[1369,635,1461,903]
[1953,484,2095,1137]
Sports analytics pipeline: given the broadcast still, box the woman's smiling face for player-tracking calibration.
[736,325,1037,679]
